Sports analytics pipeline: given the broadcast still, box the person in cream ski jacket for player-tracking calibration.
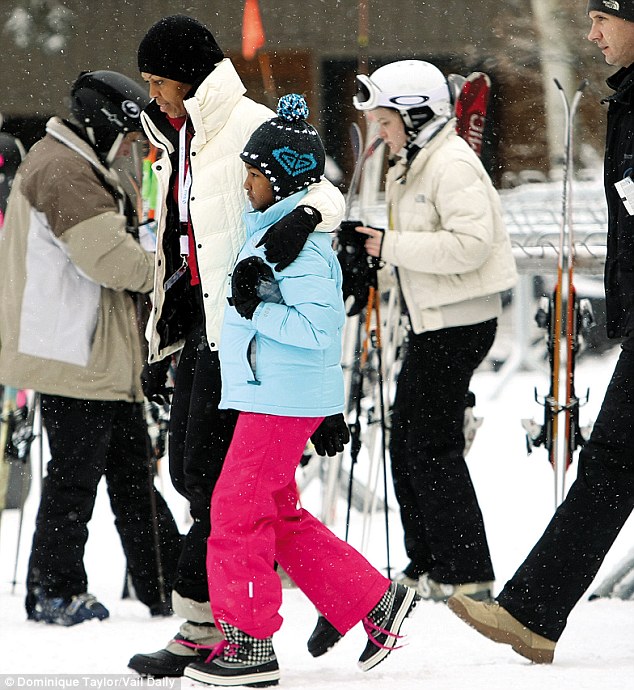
[351,60,518,602]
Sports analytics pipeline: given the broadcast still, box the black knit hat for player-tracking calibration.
[587,0,634,22]
[138,15,224,84]
[240,94,325,202]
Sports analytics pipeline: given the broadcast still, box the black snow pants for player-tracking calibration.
[168,324,238,603]
[389,319,497,583]
[26,395,182,610]
[498,334,634,641]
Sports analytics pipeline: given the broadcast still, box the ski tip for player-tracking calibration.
[447,73,467,104]
[465,71,491,85]
[553,77,589,95]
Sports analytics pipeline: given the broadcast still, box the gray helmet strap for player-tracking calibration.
[105,131,125,166]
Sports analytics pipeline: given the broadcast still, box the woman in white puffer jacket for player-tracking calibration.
[352,60,517,602]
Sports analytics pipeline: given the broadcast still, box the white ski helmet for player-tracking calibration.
[353,60,451,132]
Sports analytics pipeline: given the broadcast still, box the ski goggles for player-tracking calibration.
[353,74,448,113]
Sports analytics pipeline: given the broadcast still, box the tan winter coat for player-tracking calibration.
[141,59,345,361]
[382,120,518,333]
[0,117,154,401]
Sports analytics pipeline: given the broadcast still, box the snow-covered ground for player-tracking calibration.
[2,324,634,689]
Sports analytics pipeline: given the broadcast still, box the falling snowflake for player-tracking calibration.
[4,0,75,54]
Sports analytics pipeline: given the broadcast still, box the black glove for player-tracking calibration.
[311,413,350,457]
[337,221,381,317]
[229,256,275,319]
[141,358,172,405]
[257,205,323,271]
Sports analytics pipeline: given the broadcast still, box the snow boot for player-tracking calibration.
[148,600,174,617]
[28,588,109,626]
[358,582,419,672]
[306,615,344,657]
[417,573,493,603]
[184,621,280,687]
[448,593,556,664]
[128,620,224,678]
[393,563,422,589]
[392,560,425,589]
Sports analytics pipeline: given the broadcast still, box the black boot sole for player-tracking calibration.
[128,650,201,678]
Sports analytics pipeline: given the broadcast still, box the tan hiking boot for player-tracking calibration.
[417,573,493,603]
[447,593,556,664]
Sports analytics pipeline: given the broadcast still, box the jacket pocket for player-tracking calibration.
[241,335,260,385]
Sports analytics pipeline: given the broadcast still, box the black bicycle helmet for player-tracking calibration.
[70,70,149,161]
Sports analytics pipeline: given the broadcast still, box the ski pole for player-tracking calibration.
[352,274,392,577]
[344,293,374,541]
[10,391,38,594]
[145,428,168,611]
[369,286,391,578]
[0,386,11,558]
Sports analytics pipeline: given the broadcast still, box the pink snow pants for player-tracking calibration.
[207,412,390,639]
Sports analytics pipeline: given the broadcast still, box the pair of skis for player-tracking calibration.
[523,79,591,507]
[335,119,391,571]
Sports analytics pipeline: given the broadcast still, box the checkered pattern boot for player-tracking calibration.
[184,621,280,687]
[358,583,419,672]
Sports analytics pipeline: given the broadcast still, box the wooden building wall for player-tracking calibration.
[0,0,613,184]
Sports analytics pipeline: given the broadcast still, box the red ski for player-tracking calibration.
[453,71,491,159]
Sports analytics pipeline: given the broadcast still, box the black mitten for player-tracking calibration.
[337,221,381,317]
[257,205,323,271]
[311,413,350,457]
[141,358,172,405]
[230,256,275,319]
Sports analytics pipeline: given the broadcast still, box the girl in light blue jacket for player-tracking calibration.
[188,96,418,688]
[218,188,345,417]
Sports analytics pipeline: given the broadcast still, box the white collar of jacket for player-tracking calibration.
[393,118,457,181]
[184,59,247,147]
[140,58,249,154]
[45,116,126,211]
[401,115,451,162]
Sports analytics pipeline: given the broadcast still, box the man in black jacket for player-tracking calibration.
[446,0,634,664]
